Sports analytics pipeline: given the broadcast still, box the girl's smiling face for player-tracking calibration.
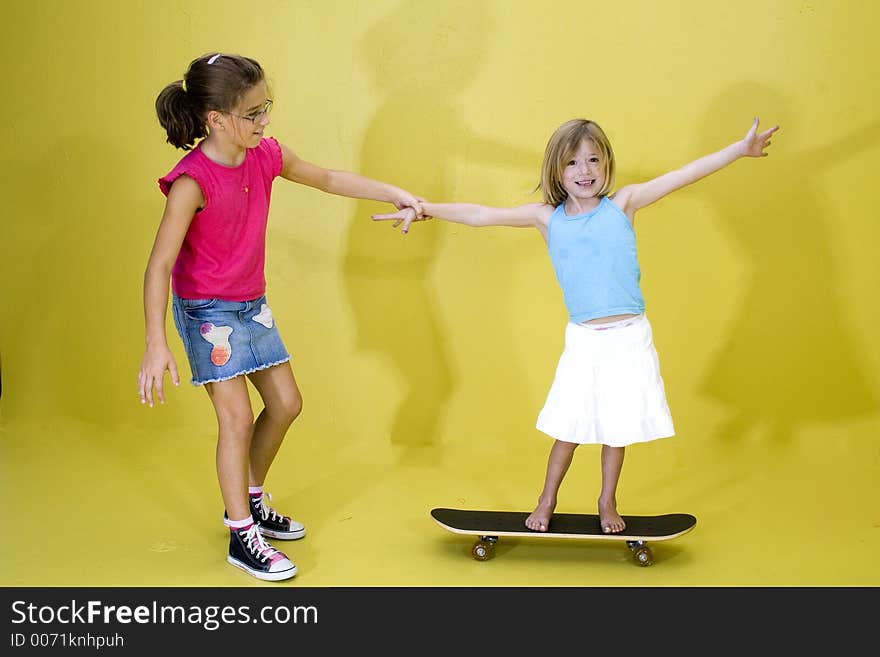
[561,138,605,205]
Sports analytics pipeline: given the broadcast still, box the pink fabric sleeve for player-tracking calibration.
[263,137,283,178]
[158,167,207,200]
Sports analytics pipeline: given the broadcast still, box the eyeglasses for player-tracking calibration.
[226,99,273,124]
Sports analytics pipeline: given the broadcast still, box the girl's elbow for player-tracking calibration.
[144,257,173,281]
[469,210,491,227]
[321,168,353,195]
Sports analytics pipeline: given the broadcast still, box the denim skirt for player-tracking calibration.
[171,294,291,385]
[535,314,675,447]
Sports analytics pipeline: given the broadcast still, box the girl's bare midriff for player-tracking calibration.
[583,313,639,325]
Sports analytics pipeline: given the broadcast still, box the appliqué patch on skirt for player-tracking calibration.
[252,304,274,329]
[200,322,234,366]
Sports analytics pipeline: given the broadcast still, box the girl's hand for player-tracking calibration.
[741,117,779,157]
[389,189,429,221]
[372,206,432,234]
[389,189,424,213]
[138,345,180,407]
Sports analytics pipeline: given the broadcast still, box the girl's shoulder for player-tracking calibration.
[605,190,635,223]
[537,202,555,220]
[542,202,568,221]
[513,202,554,226]
[608,187,636,210]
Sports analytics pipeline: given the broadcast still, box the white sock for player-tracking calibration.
[227,515,254,530]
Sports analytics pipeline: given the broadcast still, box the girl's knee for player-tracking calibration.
[272,392,303,425]
[217,408,255,436]
[554,439,579,452]
[286,393,303,423]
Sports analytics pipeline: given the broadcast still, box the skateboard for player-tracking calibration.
[431,507,696,566]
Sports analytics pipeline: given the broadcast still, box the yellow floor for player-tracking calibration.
[2,408,877,587]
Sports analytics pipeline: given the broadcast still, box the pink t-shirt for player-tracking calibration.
[158,137,283,301]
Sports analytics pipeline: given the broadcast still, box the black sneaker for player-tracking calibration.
[227,522,297,581]
[223,492,306,540]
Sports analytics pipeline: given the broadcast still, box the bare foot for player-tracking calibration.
[598,499,626,533]
[525,498,555,532]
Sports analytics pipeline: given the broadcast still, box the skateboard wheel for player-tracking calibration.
[633,546,654,566]
[472,541,493,561]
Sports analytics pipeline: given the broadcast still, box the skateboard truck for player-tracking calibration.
[471,535,654,566]
[472,536,498,561]
[625,540,653,566]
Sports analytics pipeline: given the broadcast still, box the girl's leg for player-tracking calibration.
[246,362,303,486]
[598,445,626,533]
[204,376,255,521]
[525,439,578,531]
[205,373,298,582]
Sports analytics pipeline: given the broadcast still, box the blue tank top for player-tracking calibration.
[547,196,644,323]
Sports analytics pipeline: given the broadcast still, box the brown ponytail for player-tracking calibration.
[155,80,205,150]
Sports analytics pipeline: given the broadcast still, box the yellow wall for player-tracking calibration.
[1,1,879,585]
[3,0,876,437]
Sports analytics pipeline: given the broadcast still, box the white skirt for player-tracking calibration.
[536,315,675,446]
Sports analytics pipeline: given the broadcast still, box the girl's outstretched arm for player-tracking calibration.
[278,142,424,229]
[614,118,779,219]
[373,202,552,234]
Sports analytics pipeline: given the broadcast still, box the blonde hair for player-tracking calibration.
[538,119,615,206]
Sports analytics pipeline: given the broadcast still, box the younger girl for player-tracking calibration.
[375,117,778,533]
[137,53,423,580]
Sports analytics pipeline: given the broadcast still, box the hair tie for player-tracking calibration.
[181,78,187,93]
[207,53,221,64]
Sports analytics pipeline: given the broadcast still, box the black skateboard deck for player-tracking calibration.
[431,507,697,566]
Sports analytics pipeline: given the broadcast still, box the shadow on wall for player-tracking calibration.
[0,134,190,429]
[697,82,879,442]
[0,132,215,524]
[342,0,538,462]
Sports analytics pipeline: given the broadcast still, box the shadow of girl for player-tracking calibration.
[342,0,537,460]
[698,83,878,442]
